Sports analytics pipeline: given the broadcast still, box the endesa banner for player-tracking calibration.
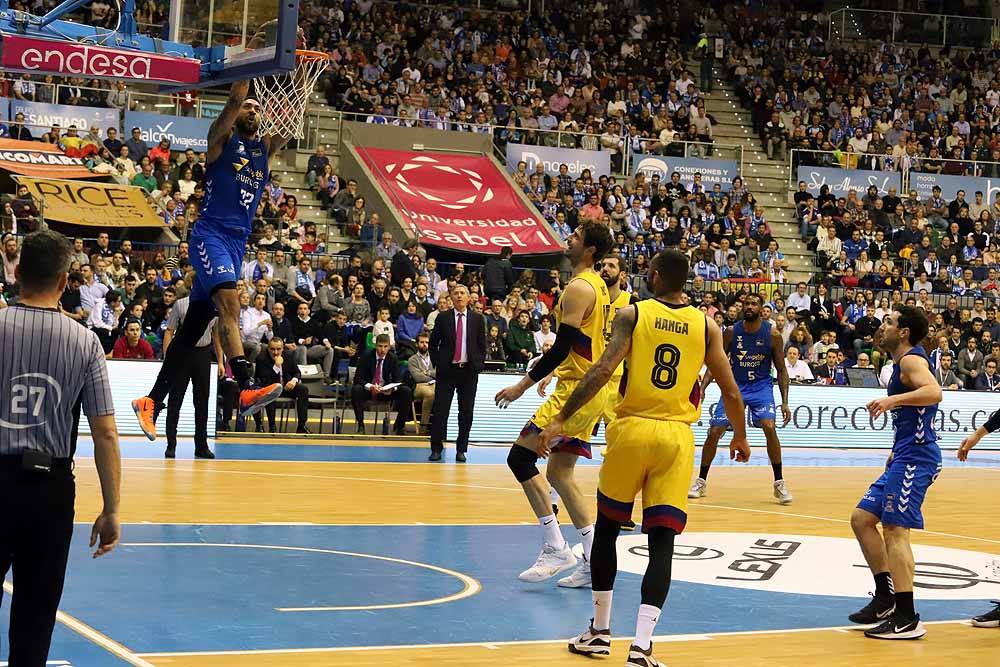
[14,176,164,227]
[455,375,999,449]
[10,99,119,134]
[505,142,611,179]
[125,111,211,151]
[357,147,562,254]
[797,166,902,196]
[632,154,738,188]
[0,138,97,178]
[0,34,200,85]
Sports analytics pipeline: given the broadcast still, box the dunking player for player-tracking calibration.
[850,306,941,640]
[495,221,612,588]
[958,408,1000,626]
[689,293,793,504]
[132,80,288,438]
[538,249,749,667]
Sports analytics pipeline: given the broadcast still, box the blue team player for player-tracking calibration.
[132,80,288,449]
[689,293,794,503]
[849,306,941,640]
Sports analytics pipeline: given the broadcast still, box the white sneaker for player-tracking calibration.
[688,477,707,498]
[773,479,793,505]
[567,621,611,656]
[519,543,577,582]
[558,556,592,588]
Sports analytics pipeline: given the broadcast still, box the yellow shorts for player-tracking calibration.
[523,378,608,459]
[597,416,695,534]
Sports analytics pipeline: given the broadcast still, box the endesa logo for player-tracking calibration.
[0,34,201,84]
[20,44,153,79]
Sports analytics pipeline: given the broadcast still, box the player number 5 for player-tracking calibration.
[651,343,681,390]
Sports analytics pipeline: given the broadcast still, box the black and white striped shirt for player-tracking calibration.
[0,304,114,457]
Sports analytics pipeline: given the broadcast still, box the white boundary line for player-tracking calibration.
[135,618,975,658]
[2,582,154,667]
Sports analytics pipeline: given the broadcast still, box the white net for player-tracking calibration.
[253,51,329,139]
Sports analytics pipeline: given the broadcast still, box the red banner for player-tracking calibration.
[0,34,201,85]
[0,138,98,178]
[357,147,562,255]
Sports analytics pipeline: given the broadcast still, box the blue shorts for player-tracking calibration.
[710,382,775,429]
[190,225,247,304]
[857,458,942,529]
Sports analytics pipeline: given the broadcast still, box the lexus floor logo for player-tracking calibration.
[612,532,1000,600]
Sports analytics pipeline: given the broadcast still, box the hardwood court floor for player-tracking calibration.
[17,442,1000,667]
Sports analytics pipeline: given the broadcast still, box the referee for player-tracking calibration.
[0,230,121,665]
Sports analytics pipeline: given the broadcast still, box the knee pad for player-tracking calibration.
[507,445,540,483]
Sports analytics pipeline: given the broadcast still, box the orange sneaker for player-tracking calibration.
[132,397,160,441]
[239,383,283,416]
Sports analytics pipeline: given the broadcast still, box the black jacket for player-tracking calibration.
[483,255,515,295]
[291,316,320,345]
[353,349,404,387]
[429,308,487,375]
[255,352,301,385]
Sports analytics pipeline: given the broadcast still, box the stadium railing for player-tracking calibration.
[829,7,997,47]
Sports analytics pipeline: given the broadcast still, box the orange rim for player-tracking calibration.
[295,49,330,62]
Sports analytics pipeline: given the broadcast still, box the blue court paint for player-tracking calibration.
[73,437,1000,468]
[2,524,993,659]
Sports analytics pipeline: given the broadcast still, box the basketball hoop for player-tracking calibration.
[253,49,330,140]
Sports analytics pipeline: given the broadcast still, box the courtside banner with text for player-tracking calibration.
[632,154,738,187]
[15,175,165,227]
[357,147,562,254]
[0,138,96,178]
[9,99,119,133]
[908,172,998,202]
[454,375,998,449]
[797,166,901,196]
[505,142,610,178]
[125,111,212,151]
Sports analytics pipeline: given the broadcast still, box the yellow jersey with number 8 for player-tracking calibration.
[554,269,610,381]
[618,299,707,423]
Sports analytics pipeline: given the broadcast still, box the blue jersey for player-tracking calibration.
[730,320,773,388]
[888,346,941,464]
[199,134,269,236]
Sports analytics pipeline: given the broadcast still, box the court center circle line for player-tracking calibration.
[122,542,482,612]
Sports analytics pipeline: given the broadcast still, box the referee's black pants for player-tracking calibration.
[0,460,75,666]
[166,344,212,451]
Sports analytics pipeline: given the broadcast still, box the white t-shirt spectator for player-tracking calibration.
[785,357,814,381]
[534,328,556,352]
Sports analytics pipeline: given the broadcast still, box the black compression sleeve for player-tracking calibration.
[985,408,1000,434]
[527,323,580,382]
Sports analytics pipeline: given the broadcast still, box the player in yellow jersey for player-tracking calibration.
[601,255,636,426]
[495,221,612,587]
[538,249,750,667]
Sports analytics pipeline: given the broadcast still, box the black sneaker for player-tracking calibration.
[864,613,926,640]
[848,594,895,624]
[621,519,636,531]
[567,621,610,656]
[972,601,1000,628]
[626,642,662,666]
[194,448,216,460]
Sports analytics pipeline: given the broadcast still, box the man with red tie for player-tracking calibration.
[429,284,488,461]
[350,334,413,435]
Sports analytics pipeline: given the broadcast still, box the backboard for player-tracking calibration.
[168,0,299,88]
[0,0,298,89]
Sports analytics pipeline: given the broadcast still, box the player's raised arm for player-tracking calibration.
[772,327,791,425]
[206,80,251,164]
[705,317,750,461]
[536,305,636,455]
[495,278,595,406]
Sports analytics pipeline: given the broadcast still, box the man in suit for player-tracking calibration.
[429,284,487,462]
[351,333,413,434]
[956,337,984,389]
[255,337,311,434]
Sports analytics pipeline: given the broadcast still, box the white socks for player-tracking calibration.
[634,604,661,650]
[550,488,560,504]
[578,524,595,561]
[538,514,565,549]
[593,590,613,631]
